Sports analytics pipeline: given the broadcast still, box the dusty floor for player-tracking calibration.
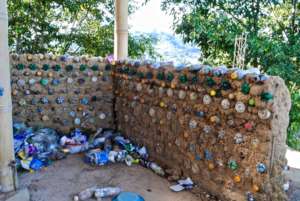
[18,154,210,201]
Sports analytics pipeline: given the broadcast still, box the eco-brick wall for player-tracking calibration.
[113,63,291,201]
[9,55,291,201]
[10,54,114,133]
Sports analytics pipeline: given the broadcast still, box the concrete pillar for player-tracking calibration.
[0,0,17,192]
[114,0,128,60]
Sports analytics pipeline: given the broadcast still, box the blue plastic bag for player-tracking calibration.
[30,158,44,170]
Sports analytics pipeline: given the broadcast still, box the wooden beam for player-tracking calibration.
[114,0,128,60]
[0,0,17,192]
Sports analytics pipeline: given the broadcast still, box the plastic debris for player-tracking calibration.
[170,177,194,192]
[74,186,97,201]
[60,129,89,154]
[13,122,63,171]
[74,186,122,201]
[94,187,122,199]
[85,149,109,166]
[147,162,165,176]
[283,181,290,192]
[13,122,166,178]
[112,192,145,201]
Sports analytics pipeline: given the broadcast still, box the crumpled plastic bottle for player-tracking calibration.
[94,187,122,199]
[147,162,165,176]
[74,186,97,201]
[85,150,109,166]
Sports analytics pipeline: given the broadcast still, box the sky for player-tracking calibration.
[129,0,173,33]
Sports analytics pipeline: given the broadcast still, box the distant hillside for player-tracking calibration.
[150,32,201,64]
[133,31,201,64]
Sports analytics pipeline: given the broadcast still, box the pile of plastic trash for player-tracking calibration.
[74,187,145,201]
[13,122,64,171]
[80,129,165,176]
[13,122,194,200]
[13,123,165,177]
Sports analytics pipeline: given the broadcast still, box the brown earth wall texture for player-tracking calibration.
[10,54,114,133]
[113,63,291,201]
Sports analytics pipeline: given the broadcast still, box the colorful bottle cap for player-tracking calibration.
[256,163,267,173]
[203,94,212,105]
[178,90,186,99]
[258,109,271,120]
[189,92,197,100]
[56,96,65,104]
[40,78,49,86]
[167,88,173,97]
[221,99,230,109]
[235,101,246,113]
[234,133,244,144]
[189,119,197,129]
[228,160,238,171]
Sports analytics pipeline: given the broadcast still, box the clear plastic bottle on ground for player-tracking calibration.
[94,187,122,198]
[147,162,165,176]
[74,186,97,201]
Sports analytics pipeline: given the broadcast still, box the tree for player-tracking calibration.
[8,0,157,59]
[162,0,300,149]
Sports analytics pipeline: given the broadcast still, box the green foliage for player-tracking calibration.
[162,0,300,149]
[8,0,157,58]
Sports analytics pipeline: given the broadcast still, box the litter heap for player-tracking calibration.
[13,122,64,171]
[13,122,165,177]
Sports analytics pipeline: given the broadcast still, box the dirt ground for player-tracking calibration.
[15,152,300,201]
[18,154,212,201]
